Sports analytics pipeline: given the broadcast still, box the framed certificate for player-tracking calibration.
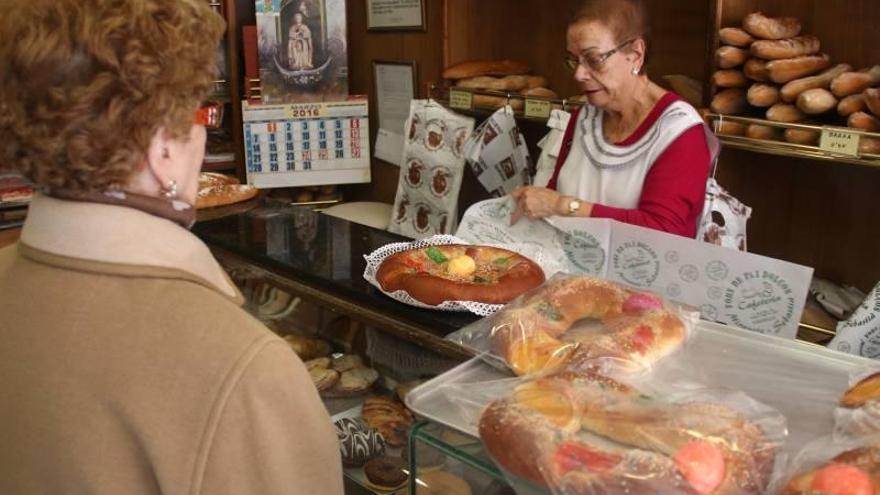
[366,0,425,31]
[372,60,417,134]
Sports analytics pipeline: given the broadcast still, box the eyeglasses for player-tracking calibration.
[194,102,224,129]
[564,39,636,72]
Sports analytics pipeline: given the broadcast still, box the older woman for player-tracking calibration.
[512,0,712,238]
[0,1,342,494]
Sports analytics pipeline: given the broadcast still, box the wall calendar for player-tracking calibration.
[242,97,371,188]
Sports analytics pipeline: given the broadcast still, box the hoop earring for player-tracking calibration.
[162,179,178,199]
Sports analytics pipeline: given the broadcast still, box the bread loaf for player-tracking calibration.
[865,88,880,117]
[780,64,852,102]
[766,103,805,122]
[716,120,747,136]
[750,35,820,60]
[719,27,754,47]
[767,54,831,83]
[746,124,780,140]
[711,88,748,114]
[861,137,880,155]
[442,60,530,79]
[848,111,880,132]
[716,46,749,69]
[744,58,770,82]
[526,76,548,89]
[473,94,524,111]
[784,128,820,145]
[838,94,866,116]
[747,83,781,107]
[713,70,749,88]
[522,87,558,99]
[743,12,802,40]
[796,88,837,114]
[830,66,880,97]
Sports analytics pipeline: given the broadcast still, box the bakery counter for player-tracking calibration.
[193,199,479,362]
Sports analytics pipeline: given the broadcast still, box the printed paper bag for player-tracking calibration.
[462,106,531,196]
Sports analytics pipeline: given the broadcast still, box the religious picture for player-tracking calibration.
[256,0,349,104]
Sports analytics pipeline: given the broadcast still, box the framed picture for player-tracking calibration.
[372,60,418,135]
[366,0,425,31]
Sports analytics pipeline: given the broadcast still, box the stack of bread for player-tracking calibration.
[442,59,558,111]
[711,12,880,154]
[196,172,258,209]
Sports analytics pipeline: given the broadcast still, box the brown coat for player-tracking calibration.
[0,194,343,495]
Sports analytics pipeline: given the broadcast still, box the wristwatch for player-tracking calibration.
[567,198,581,216]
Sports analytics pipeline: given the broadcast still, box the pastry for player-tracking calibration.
[415,471,472,495]
[283,334,331,361]
[362,396,415,448]
[196,184,258,209]
[305,357,331,371]
[334,417,386,467]
[363,456,409,492]
[333,367,379,394]
[331,354,363,372]
[308,367,339,391]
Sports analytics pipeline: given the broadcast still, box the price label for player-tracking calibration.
[449,90,472,110]
[524,99,552,119]
[819,127,859,157]
[286,103,324,119]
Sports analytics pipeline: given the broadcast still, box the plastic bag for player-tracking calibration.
[471,367,786,495]
[446,272,699,376]
[833,368,880,440]
[771,434,880,495]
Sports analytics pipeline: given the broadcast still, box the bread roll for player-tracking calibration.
[838,94,866,116]
[848,112,880,132]
[796,88,838,114]
[715,121,747,136]
[767,54,831,83]
[719,27,755,47]
[865,88,880,117]
[713,70,749,88]
[442,60,530,79]
[744,58,770,82]
[750,35,820,60]
[525,76,548,89]
[473,94,524,111]
[522,87,558,99]
[784,128,820,145]
[710,88,748,114]
[780,64,852,102]
[830,66,880,97]
[766,103,805,122]
[746,124,780,140]
[747,83,781,107]
[716,46,749,69]
[743,12,802,40]
[861,137,880,155]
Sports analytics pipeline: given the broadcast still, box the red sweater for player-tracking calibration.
[548,93,710,238]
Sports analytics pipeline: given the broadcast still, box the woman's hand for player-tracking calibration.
[510,186,565,225]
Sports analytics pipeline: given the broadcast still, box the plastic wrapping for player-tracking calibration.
[446,273,699,376]
[833,368,880,440]
[771,434,880,495]
[362,234,551,316]
[443,366,786,495]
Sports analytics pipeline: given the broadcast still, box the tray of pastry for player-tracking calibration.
[406,319,876,458]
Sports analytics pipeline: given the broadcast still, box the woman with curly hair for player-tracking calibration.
[0,1,342,494]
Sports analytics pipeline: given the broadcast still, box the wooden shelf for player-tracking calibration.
[201,160,237,172]
[708,113,880,170]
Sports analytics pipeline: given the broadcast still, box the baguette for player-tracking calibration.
[472,94,524,111]
[522,87,558,99]
[865,88,880,117]
[525,76,548,89]
[743,12,802,40]
[715,121,747,136]
[747,83,781,107]
[830,66,880,97]
[796,88,838,114]
[716,46,749,69]
[767,54,831,83]
[744,58,770,81]
[746,124,780,140]
[719,27,755,47]
[750,35,820,60]
[766,103,805,122]
[784,128,820,145]
[848,111,880,132]
[780,64,852,102]
[713,70,749,88]
[861,137,880,155]
[710,88,748,114]
[456,76,507,90]
[442,59,530,79]
[838,94,866,116]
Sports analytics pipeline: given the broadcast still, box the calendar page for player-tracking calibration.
[242,98,371,188]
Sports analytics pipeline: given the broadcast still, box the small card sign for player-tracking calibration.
[819,127,859,157]
[524,98,552,119]
[449,90,472,110]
